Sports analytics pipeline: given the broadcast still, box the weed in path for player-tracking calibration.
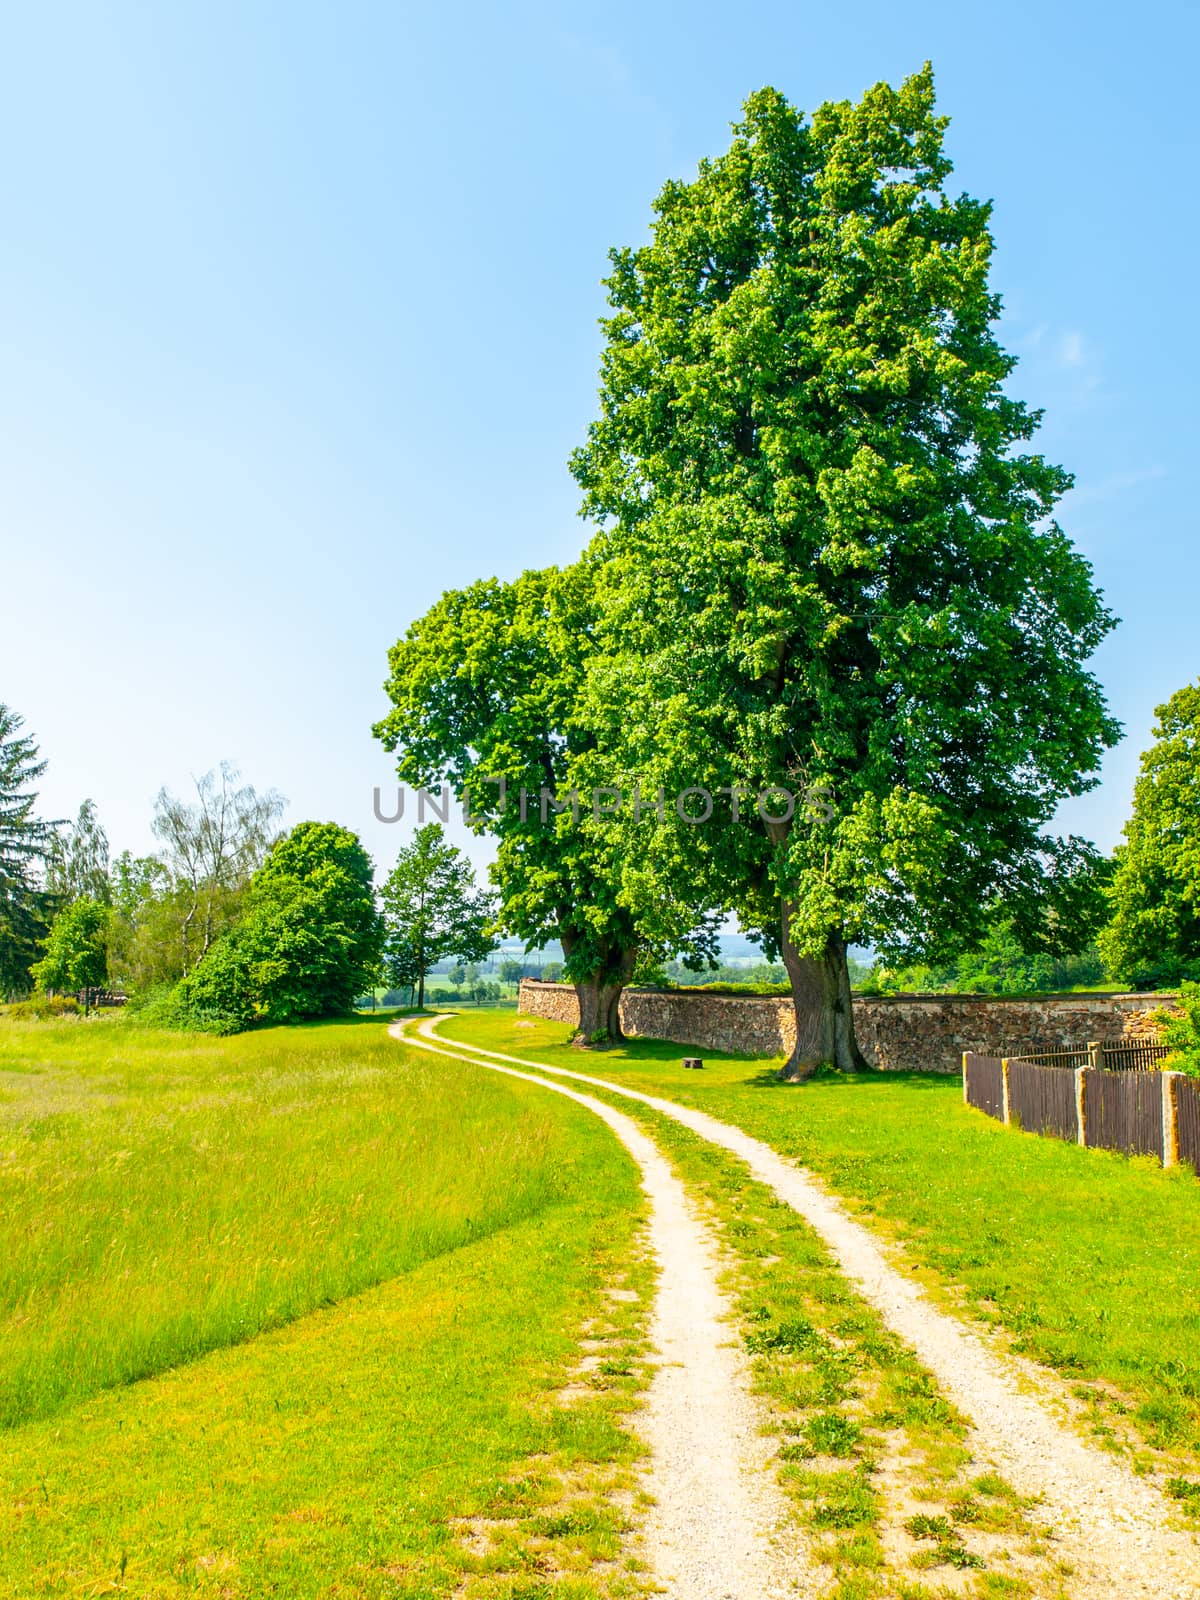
[570,1100,1072,1600]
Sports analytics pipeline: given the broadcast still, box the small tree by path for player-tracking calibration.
[380,825,495,1009]
[32,897,109,1007]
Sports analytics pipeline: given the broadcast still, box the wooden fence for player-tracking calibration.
[1178,1076,1200,1172]
[1006,1059,1078,1142]
[963,1050,1197,1172]
[1000,1039,1173,1073]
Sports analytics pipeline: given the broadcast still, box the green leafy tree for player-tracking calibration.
[243,821,383,1021]
[172,821,383,1029]
[106,851,173,992]
[1100,681,1200,989]
[152,762,284,975]
[380,824,495,1009]
[498,956,523,985]
[46,799,110,906]
[0,703,56,997]
[110,851,169,924]
[374,566,714,1041]
[31,897,109,997]
[570,69,1118,1075]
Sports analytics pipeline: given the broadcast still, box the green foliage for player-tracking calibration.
[1159,982,1200,1078]
[861,919,1106,995]
[567,68,1118,1060]
[165,822,383,1031]
[374,566,716,1021]
[1101,680,1200,989]
[245,820,383,1022]
[0,702,54,998]
[5,993,80,1020]
[427,978,502,1006]
[150,761,285,978]
[166,934,258,1034]
[105,850,177,990]
[380,822,495,1005]
[45,798,110,906]
[30,896,109,995]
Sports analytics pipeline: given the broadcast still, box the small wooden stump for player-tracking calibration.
[682,1057,704,1070]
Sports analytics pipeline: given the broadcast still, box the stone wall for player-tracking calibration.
[517,979,1179,1075]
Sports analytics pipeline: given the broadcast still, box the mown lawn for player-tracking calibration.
[444,1010,1200,1465]
[0,1014,648,1597]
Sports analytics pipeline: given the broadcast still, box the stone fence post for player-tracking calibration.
[1163,1071,1182,1168]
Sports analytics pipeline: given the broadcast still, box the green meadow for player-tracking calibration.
[0,1016,649,1598]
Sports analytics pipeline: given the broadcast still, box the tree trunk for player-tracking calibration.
[564,934,636,1047]
[573,974,627,1043]
[417,970,425,1009]
[779,911,869,1080]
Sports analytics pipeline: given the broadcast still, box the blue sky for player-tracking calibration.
[1,0,1195,889]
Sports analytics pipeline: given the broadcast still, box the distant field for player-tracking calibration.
[445,1010,1200,1466]
[0,1015,647,1597]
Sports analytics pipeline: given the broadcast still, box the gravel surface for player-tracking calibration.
[395,1018,814,1599]
[431,1023,1200,1600]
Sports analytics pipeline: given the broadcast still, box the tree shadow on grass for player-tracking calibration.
[743,1066,960,1094]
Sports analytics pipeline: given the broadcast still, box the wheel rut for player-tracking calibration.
[390,1016,814,1599]
[409,1016,1200,1600]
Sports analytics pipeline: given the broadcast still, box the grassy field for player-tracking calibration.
[444,1010,1200,1471]
[0,1014,650,1597]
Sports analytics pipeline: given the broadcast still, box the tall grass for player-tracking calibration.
[0,1021,649,1598]
[0,1016,598,1429]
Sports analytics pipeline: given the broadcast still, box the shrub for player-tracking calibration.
[5,994,81,1021]
[166,938,258,1035]
[1159,983,1200,1078]
[30,899,109,996]
[152,821,383,1034]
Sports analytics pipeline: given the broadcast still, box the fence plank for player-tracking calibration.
[1083,1069,1164,1158]
[1006,1060,1078,1142]
[964,1054,1005,1121]
[1177,1076,1200,1173]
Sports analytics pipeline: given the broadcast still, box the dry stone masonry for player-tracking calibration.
[517,980,1179,1075]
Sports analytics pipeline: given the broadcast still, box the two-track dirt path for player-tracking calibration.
[398,1015,1200,1600]
[390,1016,813,1599]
